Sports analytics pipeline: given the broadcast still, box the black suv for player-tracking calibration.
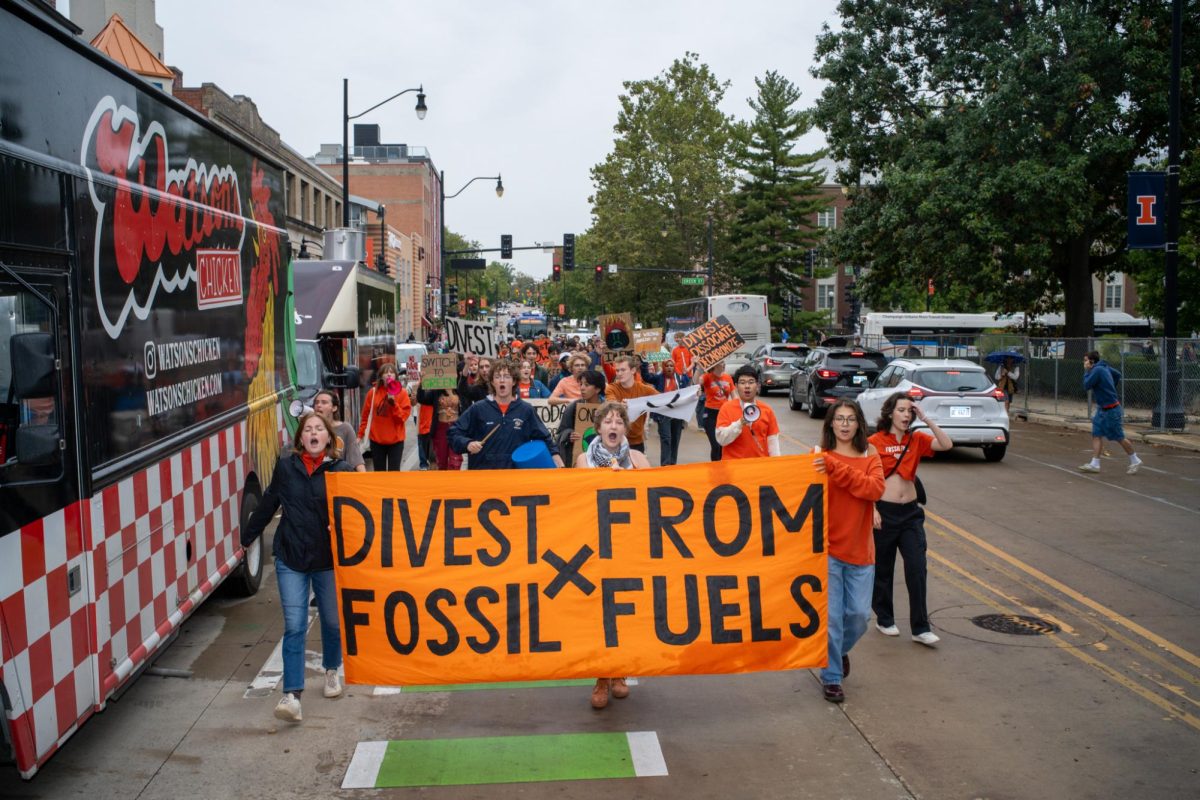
[789,347,888,418]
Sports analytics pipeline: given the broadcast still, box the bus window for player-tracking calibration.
[0,285,62,476]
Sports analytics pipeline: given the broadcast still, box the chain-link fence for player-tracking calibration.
[857,334,1200,431]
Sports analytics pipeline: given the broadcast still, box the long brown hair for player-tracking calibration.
[821,399,868,453]
[292,412,338,458]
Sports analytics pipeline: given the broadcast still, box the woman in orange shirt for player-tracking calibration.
[699,361,734,461]
[812,398,884,703]
[357,362,411,471]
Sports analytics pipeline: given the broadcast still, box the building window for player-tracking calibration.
[1104,274,1123,311]
[817,207,837,229]
[817,281,835,311]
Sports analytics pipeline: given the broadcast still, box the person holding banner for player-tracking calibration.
[574,401,650,709]
[312,390,366,472]
[606,355,660,453]
[357,362,411,472]
[517,358,552,398]
[242,412,354,722]
[714,365,778,459]
[700,361,734,461]
[556,369,606,465]
[449,358,564,469]
[811,399,885,703]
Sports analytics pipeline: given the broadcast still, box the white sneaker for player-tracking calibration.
[274,692,302,721]
[1127,460,1141,475]
[1077,463,1100,473]
[324,669,343,698]
[912,631,941,646]
[876,623,900,637]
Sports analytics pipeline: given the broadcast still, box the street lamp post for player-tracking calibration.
[439,172,504,324]
[342,78,426,228]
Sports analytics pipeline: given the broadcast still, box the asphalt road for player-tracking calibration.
[3,396,1198,799]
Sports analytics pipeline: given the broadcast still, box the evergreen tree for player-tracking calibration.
[729,71,828,331]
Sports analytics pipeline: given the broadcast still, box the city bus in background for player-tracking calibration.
[857,311,1153,358]
[1,3,293,778]
[665,294,771,368]
[513,312,549,339]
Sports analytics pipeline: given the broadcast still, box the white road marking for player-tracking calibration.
[1010,452,1199,515]
[342,740,388,789]
[243,612,315,698]
[627,731,669,777]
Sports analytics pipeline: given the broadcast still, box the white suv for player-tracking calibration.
[856,358,1010,462]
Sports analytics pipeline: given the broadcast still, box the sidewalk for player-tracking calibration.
[1018,396,1200,453]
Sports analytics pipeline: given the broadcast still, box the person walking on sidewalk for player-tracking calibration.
[811,399,885,703]
[241,412,354,722]
[1079,350,1142,475]
[358,362,411,471]
[867,392,952,647]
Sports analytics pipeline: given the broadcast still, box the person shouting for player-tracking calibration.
[556,369,607,466]
[714,365,780,459]
[449,358,564,469]
[517,358,552,398]
[357,362,410,471]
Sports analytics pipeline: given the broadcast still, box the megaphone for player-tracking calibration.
[385,376,405,396]
[742,403,761,424]
[289,400,313,418]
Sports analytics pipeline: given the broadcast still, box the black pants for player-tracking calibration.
[370,440,404,472]
[872,500,930,634]
[703,408,721,461]
[629,442,645,453]
[655,415,684,466]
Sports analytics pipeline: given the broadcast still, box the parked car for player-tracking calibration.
[789,347,888,418]
[751,342,810,395]
[395,342,429,378]
[855,358,1010,461]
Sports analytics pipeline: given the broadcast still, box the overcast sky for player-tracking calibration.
[147,0,842,278]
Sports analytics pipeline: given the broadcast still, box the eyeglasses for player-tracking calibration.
[832,416,857,425]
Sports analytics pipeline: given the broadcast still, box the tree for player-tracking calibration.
[728,71,828,330]
[811,1,1198,337]
[587,53,740,325]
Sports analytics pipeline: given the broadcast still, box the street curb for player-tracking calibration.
[1023,412,1200,453]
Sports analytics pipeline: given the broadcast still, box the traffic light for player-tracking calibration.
[594,264,603,283]
[448,283,458,306]
[467,297,476,312]
[563,233,575,270]
[501,234,512,260]
[552,263,562,282]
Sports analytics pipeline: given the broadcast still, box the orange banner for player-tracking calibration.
[327,455,827,686]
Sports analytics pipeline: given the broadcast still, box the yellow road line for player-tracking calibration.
[926,510,1200,671]
[931,554,1200,733]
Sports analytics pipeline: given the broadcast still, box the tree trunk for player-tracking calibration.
[1061,233,1095,360]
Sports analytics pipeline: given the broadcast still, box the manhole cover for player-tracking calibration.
[970,613,1059,636]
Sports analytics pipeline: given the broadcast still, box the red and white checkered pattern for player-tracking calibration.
[1,422,248,778]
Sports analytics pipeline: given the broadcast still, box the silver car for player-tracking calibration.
[751,342,810,395]
[856,358,1010,461]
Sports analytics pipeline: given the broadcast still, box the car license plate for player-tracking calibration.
[852,375,867,386]
[950,406,971,418]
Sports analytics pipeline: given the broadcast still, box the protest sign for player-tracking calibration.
[677,315,745,370]
[623,384,701,422]
[525,399,566,433]
[599,313,635,353]
[633,328,663,356]
[420,354,458,389]
[646,347,670,363]
[444,317,498,358]
[572,402,601,440]
[327,455,827,686]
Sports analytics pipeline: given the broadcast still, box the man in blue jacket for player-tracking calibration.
[1079,350,1142,474]
[450,358,565,469]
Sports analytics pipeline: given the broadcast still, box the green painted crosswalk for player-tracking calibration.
[342,731,668,788]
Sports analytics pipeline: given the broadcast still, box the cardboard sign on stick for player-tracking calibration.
[677,314,745,370]
[633,328,663,356]
[599,313,635,353]
[420,354,458,389]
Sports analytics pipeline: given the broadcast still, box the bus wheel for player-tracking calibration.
[229,490,264,596]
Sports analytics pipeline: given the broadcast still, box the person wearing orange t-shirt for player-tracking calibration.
[715,365,780,459]
[699,361,735,461]
[605,355,659,451]
[811,399,884,704]
[867,392,952,647]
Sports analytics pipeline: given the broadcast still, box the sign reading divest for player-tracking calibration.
[445,317,498,358]
[327,456,827,686]
[678,314,745,370]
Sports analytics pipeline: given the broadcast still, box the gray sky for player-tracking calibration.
[150,0,841,279]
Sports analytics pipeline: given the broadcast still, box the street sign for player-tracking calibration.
[451,258,486,270]
[608,264,618,274]
[681,276,705,285]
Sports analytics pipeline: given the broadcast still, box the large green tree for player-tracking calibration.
[586,53,740,325]
[812,0,1197,336]
[729,71,828,329]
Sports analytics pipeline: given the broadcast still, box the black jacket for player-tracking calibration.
[242,452,353,572]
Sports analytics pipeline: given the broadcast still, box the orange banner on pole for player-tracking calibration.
[327,455,827,687]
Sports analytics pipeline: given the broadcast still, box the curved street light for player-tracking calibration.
[342,79,427,227]
[439,172,504,324]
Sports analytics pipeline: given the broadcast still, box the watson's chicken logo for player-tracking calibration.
[82,97,246,338]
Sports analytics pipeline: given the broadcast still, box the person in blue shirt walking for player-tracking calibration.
[1079,350,1142,474]
[449,358,564,469]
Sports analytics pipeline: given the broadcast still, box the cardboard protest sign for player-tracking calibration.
[420,354,457,389]
[633,327,663,356]
[646,347,670,363]
[525,399,566,433]
[444,317,498,358]
[572,402,601,441]
[599,313,635,353]
[327,455,827,686]
[677,314,745,370]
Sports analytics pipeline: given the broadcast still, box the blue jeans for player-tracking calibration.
[821,557,875,685]
[275,559,341,694]
[654,414,684,465]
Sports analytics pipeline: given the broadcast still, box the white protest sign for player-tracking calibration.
[444,317,498,358]
[525,399,566,433]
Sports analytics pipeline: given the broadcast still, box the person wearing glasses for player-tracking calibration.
[811,400,884,702]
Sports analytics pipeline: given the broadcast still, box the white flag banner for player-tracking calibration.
[622,384,701,422]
